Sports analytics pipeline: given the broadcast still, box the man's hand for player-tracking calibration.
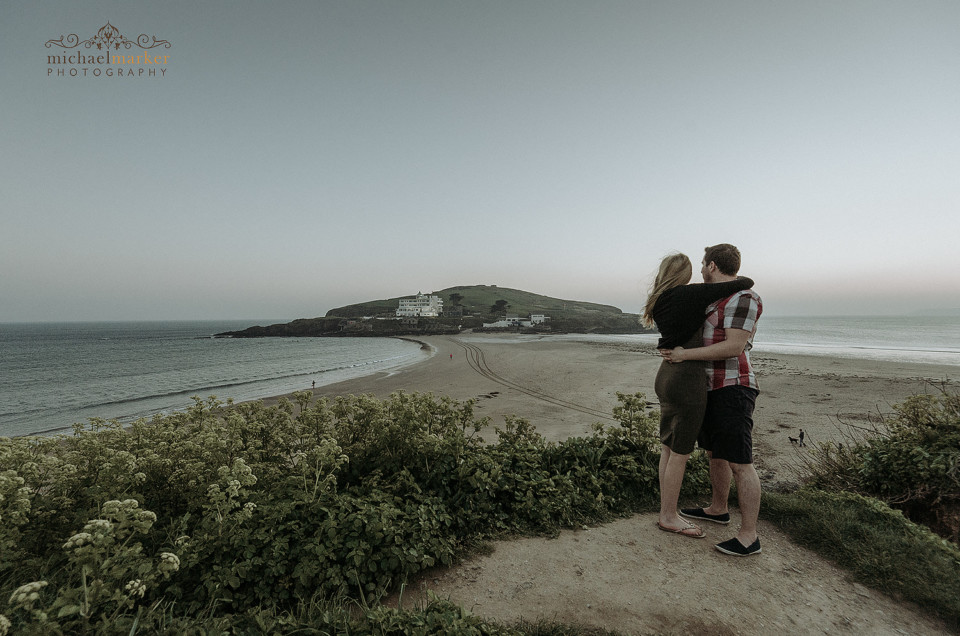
[661,329,752,363]
[659,347,685,363]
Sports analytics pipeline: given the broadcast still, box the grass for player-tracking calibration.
[761,488,960,629]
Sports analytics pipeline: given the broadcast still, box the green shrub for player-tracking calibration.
[804,391,960,541]
[0,391,671,633]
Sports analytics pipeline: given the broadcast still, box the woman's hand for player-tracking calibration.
[659,346,686,363]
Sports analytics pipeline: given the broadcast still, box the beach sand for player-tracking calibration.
[273,333,956,488]
[264,333,957,634]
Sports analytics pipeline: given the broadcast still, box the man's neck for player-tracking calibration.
[711,274,737,284]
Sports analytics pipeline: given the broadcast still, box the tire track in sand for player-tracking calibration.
[449,337,618,422]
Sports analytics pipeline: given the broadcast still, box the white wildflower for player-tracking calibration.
[62,532,93,550]
[0,613,11,636]
[132,509,157,532]
[84,519,112,533]
[124,579,147,598]
[8,581,47,610]
[158,552,180,576]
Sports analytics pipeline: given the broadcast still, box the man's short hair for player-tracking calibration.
[704,243,741,275]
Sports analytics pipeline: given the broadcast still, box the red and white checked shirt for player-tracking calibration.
[703,289,763,391]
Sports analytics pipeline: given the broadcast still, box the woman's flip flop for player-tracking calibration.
[656,520,706,538]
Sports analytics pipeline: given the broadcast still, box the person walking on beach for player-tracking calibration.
[661,243,764,556]
[642,253,754,538]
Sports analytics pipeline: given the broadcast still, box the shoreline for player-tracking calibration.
[261,332,957,486]
[4,335,434,439]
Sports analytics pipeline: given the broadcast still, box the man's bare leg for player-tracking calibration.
[703,454,732,516]
[729,462,761,545]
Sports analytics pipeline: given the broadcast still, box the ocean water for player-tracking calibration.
[753,315,960,363]
[3,316,958,438]
[560,315,960,367]
[0,321,428,438]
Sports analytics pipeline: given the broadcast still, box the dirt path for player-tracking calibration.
[391,512,952,635]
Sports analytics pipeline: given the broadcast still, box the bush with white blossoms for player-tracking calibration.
[0,470,31,554]
[0,391,699,632]
[202,458,259,530]
[2,496,182,633]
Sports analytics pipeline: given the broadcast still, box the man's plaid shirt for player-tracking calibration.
[703,289,763,391]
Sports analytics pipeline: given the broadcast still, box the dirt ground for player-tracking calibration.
[391,513,949,635]
[289,334,958,635]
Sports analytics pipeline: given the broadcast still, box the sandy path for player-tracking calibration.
[395,515,948,635]
[266,333,958,634]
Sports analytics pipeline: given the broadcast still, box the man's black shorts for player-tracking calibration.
[698,385,758,464]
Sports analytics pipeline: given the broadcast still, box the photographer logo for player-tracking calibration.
[46,22,171,78]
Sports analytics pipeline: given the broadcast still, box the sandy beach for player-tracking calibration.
[271,333,957,488]
[265,333,958,634]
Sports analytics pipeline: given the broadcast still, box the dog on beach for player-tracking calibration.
[788,436,799,444]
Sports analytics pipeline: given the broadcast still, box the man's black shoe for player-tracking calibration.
[679,507,730,525]
[715,537,761,556]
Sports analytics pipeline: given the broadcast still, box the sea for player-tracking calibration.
[0,320,428,438]
[1,316,958,438]
[564,315,960,366]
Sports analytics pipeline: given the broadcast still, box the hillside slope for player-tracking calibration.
[325,284,626,319]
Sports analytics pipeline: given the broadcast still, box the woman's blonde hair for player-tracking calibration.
[641,253,693,328]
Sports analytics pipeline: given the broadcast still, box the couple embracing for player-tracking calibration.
[642,243,763,556]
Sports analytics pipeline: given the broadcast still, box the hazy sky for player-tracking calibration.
[3,1,959,321]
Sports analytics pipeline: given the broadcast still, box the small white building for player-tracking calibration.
[396,292,444,317]
[483,314,551,328]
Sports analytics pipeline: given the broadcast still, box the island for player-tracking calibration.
[216,285,651,337]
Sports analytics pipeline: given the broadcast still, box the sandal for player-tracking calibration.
[656,520,706,539]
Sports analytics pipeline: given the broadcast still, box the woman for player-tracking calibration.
[642,253,753,537]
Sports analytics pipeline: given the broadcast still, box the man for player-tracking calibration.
[661,243,763,556]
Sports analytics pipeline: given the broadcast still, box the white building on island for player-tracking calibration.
[482,314,550,328]
[396,292,444,317]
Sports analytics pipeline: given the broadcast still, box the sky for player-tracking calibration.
[2,0,959,322]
